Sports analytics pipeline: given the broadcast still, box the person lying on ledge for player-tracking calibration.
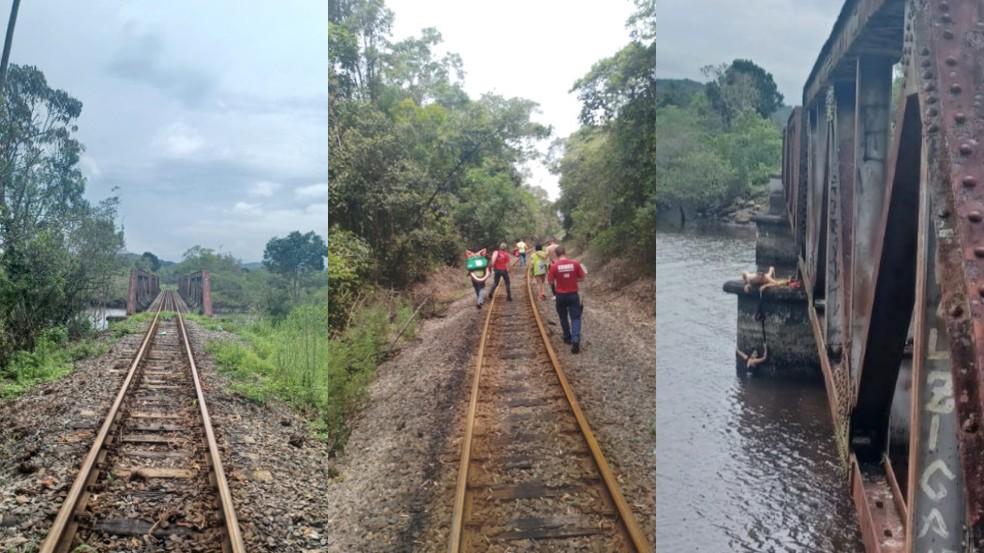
[741,266,791,295]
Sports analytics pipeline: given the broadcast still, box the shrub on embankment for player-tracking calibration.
[0,326,108,399]
[203,298,416,453]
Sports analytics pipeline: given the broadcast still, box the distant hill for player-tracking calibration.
[770,105,794,128]
[655,78,704,107]
[241,261,264,271]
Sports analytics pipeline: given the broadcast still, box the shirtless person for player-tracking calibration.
[741,266,790,295]
[737,344,768,370]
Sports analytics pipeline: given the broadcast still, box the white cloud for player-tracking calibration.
[294,182,329,199]
[154,121,204,157]
[231,201,261,216]
[79,155,102,179]
[249,180,282,197]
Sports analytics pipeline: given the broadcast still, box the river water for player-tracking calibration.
[655,231,864,552]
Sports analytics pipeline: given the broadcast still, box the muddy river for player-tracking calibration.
[655,231,864,552]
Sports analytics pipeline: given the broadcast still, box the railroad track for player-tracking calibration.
[40,290,244,553]
[448,273,651,552]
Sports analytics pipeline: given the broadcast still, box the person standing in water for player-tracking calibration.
[465,248,491,309]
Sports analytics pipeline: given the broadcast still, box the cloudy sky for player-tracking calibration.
[655,0,843,105]
[387,0,636,200]
[8,1,327,261]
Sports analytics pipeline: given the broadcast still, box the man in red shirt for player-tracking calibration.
[546,245,586,353]
[489,242,513,301]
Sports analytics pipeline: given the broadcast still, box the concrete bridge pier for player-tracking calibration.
[723,176,820,378]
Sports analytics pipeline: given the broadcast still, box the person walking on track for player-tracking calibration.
[516,239,528,268]
[545,238,560,299]
[466,248,491,309]
[528,243,550,300]
[547,245,586,353]
[489,242,513,301]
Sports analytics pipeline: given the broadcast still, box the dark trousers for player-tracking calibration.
[555,292,582,343]
[471,280,486,304]
[490,269,511,299]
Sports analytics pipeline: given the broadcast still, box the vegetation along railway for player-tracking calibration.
[39,290,244,553]
[448,274,651,552]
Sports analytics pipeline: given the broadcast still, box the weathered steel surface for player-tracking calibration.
[906,148,965,552]
[774,0,984,549]
[851,55,893,392]
[910,0,984,543]
[803,0,904,108]
[125,268,160,315]
[177,270,213,316]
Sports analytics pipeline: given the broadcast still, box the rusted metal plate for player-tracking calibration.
[803,0,904,108]
[906,167,966,551]
[851,94,921,463]
[909,0,984,543]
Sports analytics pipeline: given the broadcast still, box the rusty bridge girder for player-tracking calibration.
[178,270,213,316]
[781,0,984,550]
[126,268,160,315]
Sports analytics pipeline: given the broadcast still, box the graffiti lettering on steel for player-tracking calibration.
[906,143,964,553]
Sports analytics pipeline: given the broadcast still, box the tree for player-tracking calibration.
[703,59,784,125]
[263,231,327,299]
[0,65,124,360]
[137,251,161,272]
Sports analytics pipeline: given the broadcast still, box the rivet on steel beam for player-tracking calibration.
[951,303,965,317]
[946,56,958,66]
[928,123,939,133]
[927,106,939,117]
[940,0,950,9]
[925,83,937,93]
[927,95,939,104]
[963,176,978,188]
[938,207,949,218]
[942,14,952,24]
[969,210,983,223]
[961,143,975,155]
[964,417,978,434]
[955,112,967,123]
[944,29,955,39]
[975,246,984,258]
[952,83,963,94]
[921,58,932,68]
[978,284,984,297]
[921,47,931,56]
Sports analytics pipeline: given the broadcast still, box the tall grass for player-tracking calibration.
[206,299,415,452]
[0,326,108,399]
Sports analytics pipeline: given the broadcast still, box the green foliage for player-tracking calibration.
[0,65,124,365]
[207,298,415,452]
[0,325,108,399]
[327,227,372,328]
[263,231,327,275]
[703,59,784,125]
[329,0,554,288]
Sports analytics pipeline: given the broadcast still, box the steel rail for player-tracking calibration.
[40,297,165,553]
[447,280,499,553]
[523,274,652,553]
[447,273,651,552]
[40,290,245,552]
[174,292,246,552]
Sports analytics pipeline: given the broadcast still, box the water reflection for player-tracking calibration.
[656,231,862,552]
